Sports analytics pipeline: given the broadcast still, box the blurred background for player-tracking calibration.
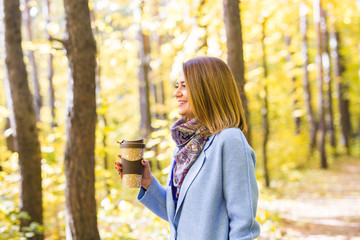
[0,0,359,239]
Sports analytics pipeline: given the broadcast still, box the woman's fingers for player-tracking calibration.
[114,161,123,178]
[141,159,149,166]
[140,160,153,189]
[115,158,152,183]
[141,160,152,179]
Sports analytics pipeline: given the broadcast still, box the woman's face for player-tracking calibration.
[174,70,195,120]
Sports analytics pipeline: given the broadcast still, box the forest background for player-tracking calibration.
[0,0,359,239]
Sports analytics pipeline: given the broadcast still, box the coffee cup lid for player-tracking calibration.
[118,139,145,148]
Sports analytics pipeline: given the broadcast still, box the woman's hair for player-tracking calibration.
[183,56,247,134]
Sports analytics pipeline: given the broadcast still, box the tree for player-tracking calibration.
[24,0,41,122]
[330,30,351,154]
[321,8,336,149]
[300,0,317,154]
[2,0,43,238]
[138,0,152,138]
[43,0,56,127]
[62,0,100,238]
[223,0,251,143]
[284,35,301,134]
[90,5,111,194]
[357,0,360,140]
[313,0,327,169]
[0,10,15,153]
[261,16,270,187]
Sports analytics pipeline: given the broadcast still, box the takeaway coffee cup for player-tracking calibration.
[118,139,145,188]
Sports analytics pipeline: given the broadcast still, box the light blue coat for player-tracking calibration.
[138,127,260,239]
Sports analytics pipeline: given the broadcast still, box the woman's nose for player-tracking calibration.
[174,88,181,97]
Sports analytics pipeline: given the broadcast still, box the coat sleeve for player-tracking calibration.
[137,177,168,221]
[220,128,260,239]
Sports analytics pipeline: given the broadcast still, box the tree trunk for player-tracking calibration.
[358,40,360,139]
[261,17,270,188]
[138,1,152,138]
[223,0,251,144]
[285,35,301,134]
[321,8,336,149]
[0,10,15,153]
[24,0,42,122]
[300,0,317,154]
[48,52,56,127]
[138,30,152,138]
[90,5,110,194]
[150,78,159,119]
[330,30,351,154]
[357,0,360,139]
[159,80,166,120]
[44,0,56,127]
[314,0,327,169]
[2,0,43,238]
[63,0,100,238]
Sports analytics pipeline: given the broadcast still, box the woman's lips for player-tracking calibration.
[178,101,187,107]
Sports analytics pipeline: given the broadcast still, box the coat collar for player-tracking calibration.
[174,134,216,218]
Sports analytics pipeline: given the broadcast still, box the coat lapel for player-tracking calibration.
[174,134,216,218]
[166,151,177,227]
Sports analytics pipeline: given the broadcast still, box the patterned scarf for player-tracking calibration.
[170,117,208,199]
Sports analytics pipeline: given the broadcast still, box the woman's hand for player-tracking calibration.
[115,155,153,190]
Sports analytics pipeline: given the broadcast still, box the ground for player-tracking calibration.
[259,157,360,240]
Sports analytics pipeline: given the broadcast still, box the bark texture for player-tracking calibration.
[314,0,327,168]
[223,0,251,143]
[2,0,43,238]
[138,31,152,137]
[63,0,100,239]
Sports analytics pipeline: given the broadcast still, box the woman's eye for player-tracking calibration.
[174,83,185,89]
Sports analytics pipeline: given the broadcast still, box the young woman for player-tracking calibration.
[115,57,260,239]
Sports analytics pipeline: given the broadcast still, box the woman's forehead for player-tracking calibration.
[176,72,185,82]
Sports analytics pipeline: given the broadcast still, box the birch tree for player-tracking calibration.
[300,1,317,153]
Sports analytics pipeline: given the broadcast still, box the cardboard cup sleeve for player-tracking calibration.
[118,140,145,189]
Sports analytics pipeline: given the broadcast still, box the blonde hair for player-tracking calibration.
[183,57,247,134]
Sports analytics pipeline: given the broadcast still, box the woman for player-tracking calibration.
[115,57,260,239]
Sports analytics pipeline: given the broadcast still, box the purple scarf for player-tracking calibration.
[170,118,208,198]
